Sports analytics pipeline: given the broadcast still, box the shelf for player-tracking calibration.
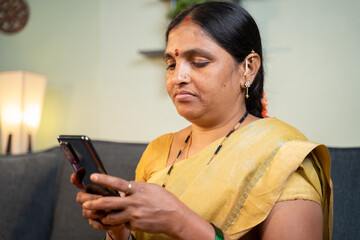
[139,49,165,58]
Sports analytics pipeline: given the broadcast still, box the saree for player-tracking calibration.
[135,118,333,240]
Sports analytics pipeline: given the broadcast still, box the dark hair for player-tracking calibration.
[165,1,264,118]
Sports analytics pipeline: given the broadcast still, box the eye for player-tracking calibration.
[165,58,176,70]
[166,63,176,70]
[192,62,209,68]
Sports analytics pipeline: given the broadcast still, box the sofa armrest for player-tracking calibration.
[0,147,63,240]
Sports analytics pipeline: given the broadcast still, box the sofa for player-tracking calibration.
[0,140,359,240]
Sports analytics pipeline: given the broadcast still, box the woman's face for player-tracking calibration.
[164,21,245,126]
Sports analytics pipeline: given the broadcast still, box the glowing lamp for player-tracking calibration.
[0,71,47,154]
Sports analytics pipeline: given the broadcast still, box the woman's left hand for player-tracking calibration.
[82,174,195,238]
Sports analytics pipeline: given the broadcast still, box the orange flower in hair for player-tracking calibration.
[261,92,269,118]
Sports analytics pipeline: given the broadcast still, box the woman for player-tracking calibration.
[73,2,332,240]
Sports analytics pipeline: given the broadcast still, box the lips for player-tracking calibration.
[174,89,196,101]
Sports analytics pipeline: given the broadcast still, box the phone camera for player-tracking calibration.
[63,145,69,152]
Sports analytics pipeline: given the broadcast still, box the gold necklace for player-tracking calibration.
[162,111,249,188]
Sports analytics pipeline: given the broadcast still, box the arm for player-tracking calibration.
[258,200,323,240]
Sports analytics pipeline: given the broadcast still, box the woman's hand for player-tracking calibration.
[82,174,215,239]
[70,170,110,227]
[70,171,129,240]
[70,168,86,190]
[81,174,185,235]
[76,190,129,239]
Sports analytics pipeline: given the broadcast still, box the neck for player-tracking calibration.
[188,108,250,155]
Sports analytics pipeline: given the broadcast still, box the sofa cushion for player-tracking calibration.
[0,147,63,240]
[329,147,360,239]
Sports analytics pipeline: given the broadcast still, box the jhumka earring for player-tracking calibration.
[245,80,251,99]
[245,74,255,99]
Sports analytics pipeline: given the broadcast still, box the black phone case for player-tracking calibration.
[57,135,119,196]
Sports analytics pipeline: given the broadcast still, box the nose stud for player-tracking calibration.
[172,75,191,83]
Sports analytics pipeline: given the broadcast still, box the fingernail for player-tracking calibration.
[90,174,98,181]
[83,203,87,209]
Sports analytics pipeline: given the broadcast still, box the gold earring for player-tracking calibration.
[250,50,256,62]
[245,80,251,99]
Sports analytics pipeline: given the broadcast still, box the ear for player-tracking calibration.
[239,52,261,88]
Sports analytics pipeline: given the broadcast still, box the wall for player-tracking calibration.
[0,0,359,152]
[0,0,103,152]
[243,0,360,147]
[95,0,187,144]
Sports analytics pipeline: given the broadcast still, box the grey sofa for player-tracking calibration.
[0,141,359,240]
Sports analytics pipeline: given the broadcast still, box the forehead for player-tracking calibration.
[166,22,219,52]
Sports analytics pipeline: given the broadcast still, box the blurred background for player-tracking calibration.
[0,0,359,153]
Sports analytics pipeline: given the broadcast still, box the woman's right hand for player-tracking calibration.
[70,171,129,240]
[76,190,130,240]
[70,170,108,222]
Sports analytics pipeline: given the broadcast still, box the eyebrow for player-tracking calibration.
[163,48,213,60]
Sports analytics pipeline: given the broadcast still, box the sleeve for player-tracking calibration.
[277,154,322,204]
[135,133,174,183]
[135,145,150,183]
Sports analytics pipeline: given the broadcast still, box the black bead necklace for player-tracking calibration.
[162,111,249,188]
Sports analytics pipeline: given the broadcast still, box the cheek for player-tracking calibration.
[194,81,216,100]
[165,76,173,97]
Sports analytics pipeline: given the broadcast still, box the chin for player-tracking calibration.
[176,108,202,122]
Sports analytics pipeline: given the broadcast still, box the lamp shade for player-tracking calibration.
[0,71,47,154]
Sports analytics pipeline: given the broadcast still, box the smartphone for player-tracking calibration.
[57,135,119,196]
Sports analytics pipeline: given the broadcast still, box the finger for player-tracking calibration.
[100,209,130,226]
[83,195,130,211]
[70,173,85,190]
[76,191,102,204]
[88,219,107,231]
[86,184,120,196]
[90,174,132,194]
[82,208,107,220]
[89,219,125,231]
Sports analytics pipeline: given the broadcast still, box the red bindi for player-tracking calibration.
[175,49,179,56]
[185,16,191,22]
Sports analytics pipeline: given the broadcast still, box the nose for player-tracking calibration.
[172,63,191,85]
